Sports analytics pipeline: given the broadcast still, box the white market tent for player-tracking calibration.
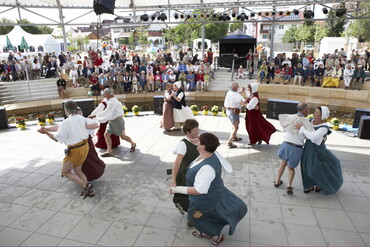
[0,25,61,54]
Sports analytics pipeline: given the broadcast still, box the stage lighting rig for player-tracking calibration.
[322,8,328,14]
[140,14,149,21]
[157,12,167,21]
[236,12,248,21]
[304,9,314,19]
[219,13,231,21]
[293,9,299,15]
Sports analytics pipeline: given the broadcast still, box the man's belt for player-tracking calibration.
[285,142,303,149]
[109,116,122,122]
[226,107,240,115]
[68,139,87,149]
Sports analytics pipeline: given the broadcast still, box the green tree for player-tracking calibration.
[282,26,299,43]
[326,10,347,37]
[0,18,14,35]
[347,2,370,41]
[68,34,89,51]
[0,18,54,35]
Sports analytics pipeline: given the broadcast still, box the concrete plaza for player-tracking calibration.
[0,113,369,246]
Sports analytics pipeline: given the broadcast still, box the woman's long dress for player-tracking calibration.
[94,101,120,149]
[82,136,106,181]
[160,91,174,130]
[186,153,248,236]
[245,93,276,144]
[301,125,343,195]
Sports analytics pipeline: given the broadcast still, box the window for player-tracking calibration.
[113,30,120,33]
[29,46,35,52]
[114,38,118,43]
[278,25,284,29]
[261,24,271,30]
[116,19,123,23]
[37,46,44,52]
[3,46,8,53]
[262,34,271,40]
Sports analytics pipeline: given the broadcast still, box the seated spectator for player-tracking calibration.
[186,70,196,91]
[323,64,342,88]
[343,64,353,90]
[123,71,132,92]
[154,71,162,92]
[352,65,366,90]
[46,58,57,78]
[204,72,211,91]
[32,59,41,80]
[132,71,139,93]
[274,66,280,84]
[236,65,245,79]
[314,63,325,87]
[169,71,176,84]
[179,62,187,74]
[196,70,205,91]
[56,74,67,98]
[15,60,25,80]
[266,63,275,84]
[69,66,78,87]
[139,70,147,93]
[293,63,304,86]
[89,73,99,95]
[162,70,169,92]
[283,64,293,85]
[116,71,124,93]
[147,71,155,92]
[259,61,268,83]
[178,70,187,89]
[322,66,333,88]
[303,63,315,86]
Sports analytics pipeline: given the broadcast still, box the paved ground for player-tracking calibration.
[0,113,369,246]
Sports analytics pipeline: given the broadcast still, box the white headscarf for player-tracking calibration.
[250,83,258,94]
[174,81,182,89]
[320,106,330,120]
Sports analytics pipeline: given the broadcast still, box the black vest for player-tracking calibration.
[172,89,186,109]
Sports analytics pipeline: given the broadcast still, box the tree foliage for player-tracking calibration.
[326,10,347,37]
[0,18,53,35]
[282,23,328,43]
[347,2,370,41]
[0,18,14,35]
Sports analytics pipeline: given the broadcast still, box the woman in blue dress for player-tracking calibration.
[171,133,248,245]
[296,106,343,195]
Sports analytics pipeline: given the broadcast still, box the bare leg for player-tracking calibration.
[120,130,135,146]
[228,120,239,144]
[104,132,113,154]
[62,161,87,188]
[275,160,287,184]
[287,166,295,188]
[73,165,88,186]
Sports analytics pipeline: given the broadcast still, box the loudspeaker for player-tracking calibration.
[153,96,164,115]
[93,0,115,15]
[0,107,8,129]
[358,116,370,139]
[353,108,370,128]
[63,99,95,118]
[266,99,300,119]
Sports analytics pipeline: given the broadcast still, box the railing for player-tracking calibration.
[231,58,235,81]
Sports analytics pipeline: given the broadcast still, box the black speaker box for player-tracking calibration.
[358,116,370,139]
[353,108,370,128]
[94,0,115,15]
[0,107,8,129]
[63,99,95,118]
[153,96,164,115]
[266,99,300,119]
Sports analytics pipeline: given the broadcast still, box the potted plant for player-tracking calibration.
[331,118,340,130]
[222,107,227,116]
[122,105,129,116]
[306,114,314,120]
[16,117,26,130]
[132,105,140,116]
[202,105,209,115]
[47,114,55,124]
[190,105,199,115]
[37,115,46,126]
[211,105,219,116]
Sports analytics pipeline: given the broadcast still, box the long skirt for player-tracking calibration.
[82,136,106,181]
[95,122,120,149]
[245,109,276,144]
[301,140,343,195]
[160,102,174,130]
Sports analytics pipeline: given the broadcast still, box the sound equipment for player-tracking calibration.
[63,99,95,118]
[0,107,8,129]
[353,108,370,128]
[153,96,164,115]
[358,116,370,139]
[266,99,300,119]
[93,0,115,15]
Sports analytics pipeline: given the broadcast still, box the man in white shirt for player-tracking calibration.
[38,101,98,199]
[274,102,313,194]
[224,82,245,148]
[89,88,136,156]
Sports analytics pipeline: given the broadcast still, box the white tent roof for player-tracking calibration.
[0,26,61,53]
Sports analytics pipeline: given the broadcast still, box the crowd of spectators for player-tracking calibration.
[1,47,216,95]
[255,48,369,90]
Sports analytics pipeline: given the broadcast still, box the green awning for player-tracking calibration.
[20,36,30,50]
[6,35,14,50]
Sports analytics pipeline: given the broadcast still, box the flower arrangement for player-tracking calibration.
[190,105,199,115]
[132,105,140,115]
[202,105,209,115]
[47,114,55,120]
[122,105,129,116]
[222,107,227,116]
[211,105,219,116]
[37,115,46,125]
[16,117,26,128]
[307,114,314,120]
[331,118,340,130]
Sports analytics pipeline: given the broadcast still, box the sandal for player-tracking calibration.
[82,183,93,199]
[101,152,112,157]
[287,186,294,195]
[304,187,314,193]
[80,189,95,197]
[130,143,136,152]
[211,235,225,246]
[315,186,321,193]
[192,231,211,239]
[233,137,242,141]
[227,142,237,149]
[273,180,283,188]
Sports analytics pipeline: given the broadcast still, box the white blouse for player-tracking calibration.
[299,123,329,146]
[54,115,89,145]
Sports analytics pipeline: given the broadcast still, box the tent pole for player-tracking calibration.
[201,22,205,61]
[269,5,276,63]
[56,0,68,52]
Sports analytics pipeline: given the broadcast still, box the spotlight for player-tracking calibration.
[151,15,156,21]
[304,9,314,19]
[193,14,197,18]
[237,12,248,21]
[206,13,210,18]
[293,9,299,15]
[271,11,276,16]
[336,8,346,17]
[250,13,255,17]
[174,13,179,19]
[278,11,284,16]
[186,14,191,19]
[322,8,328,14]
[213,13,217,18]
[219,13,230,21]
[258,12,262,16]
[286,11,291,16]
[232,12,237,18]
[157,12,167,21]
[265,12,270,16]
[140,14,149,21]
[180,14,185,19]
[200,14,204,18]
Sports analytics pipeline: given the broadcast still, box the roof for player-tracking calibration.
[219,29,256,44]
